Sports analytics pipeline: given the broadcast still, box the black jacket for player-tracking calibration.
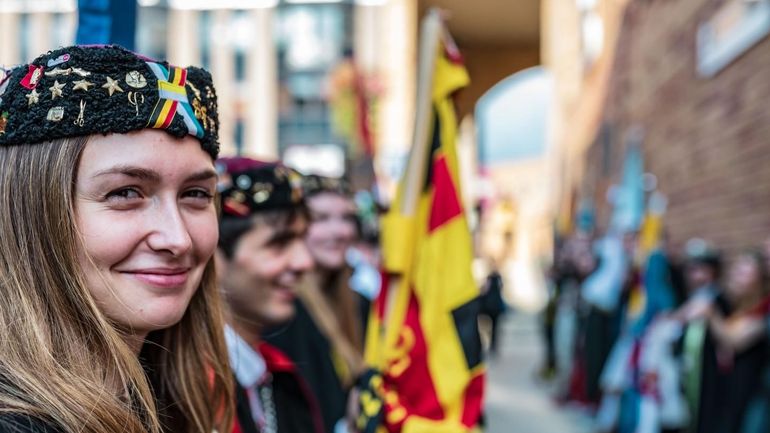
[233,343,324,433]
[264,301,348,433]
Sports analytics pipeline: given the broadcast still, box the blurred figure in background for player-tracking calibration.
[216,159,323,433]
[480,261,506,356]
[693,251,769,433]
[581,231,637,408]
[553,233,597,403]
[346,191,383,330]
[678,240,724,425]
[739,238,770,433]
[540,239,569,380]
[265,175,365,433]
[595,231,678,433]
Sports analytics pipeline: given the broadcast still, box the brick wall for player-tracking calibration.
[584,0,770,256]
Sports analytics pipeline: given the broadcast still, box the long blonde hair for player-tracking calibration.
[0,137,233,433]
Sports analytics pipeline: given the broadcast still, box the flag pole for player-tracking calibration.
[379,7,446,353]
[400,8,444,216]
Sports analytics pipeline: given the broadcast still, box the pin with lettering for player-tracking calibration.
[47,53,71,67]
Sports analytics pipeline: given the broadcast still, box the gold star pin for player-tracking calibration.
[49,80,65,100]
[26,89,40,106]
[102,76,124,96]
[72,79,95,92]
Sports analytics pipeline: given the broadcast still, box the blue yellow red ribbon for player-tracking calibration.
[146,62,204,138]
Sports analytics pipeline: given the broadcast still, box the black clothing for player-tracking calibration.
[264,301,347,433]
[480,272,505,317]
[481,271,506,355]
[584,305,619,403]
[696,295,768,433]
[233,343,323,433]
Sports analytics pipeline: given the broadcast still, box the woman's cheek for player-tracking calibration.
[187,210,219,259]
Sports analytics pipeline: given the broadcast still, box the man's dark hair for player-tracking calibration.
[218,205,309,259]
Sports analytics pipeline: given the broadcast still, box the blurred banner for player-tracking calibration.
[360,9,484,433]
[76,0,136,50]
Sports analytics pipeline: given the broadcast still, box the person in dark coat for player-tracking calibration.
[216,158,323,433]
[265,175,366,433]
[691,251,769,433]
[480,266,506,355]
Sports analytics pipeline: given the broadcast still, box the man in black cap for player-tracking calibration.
[263,174,368,433]
[216,157,323,433]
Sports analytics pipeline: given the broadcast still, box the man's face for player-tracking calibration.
[219,213,313,328]
[686,263,714,291]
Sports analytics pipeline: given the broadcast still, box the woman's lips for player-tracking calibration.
[121,268,190,289]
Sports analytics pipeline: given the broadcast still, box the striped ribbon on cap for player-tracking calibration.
[146,61,204,138]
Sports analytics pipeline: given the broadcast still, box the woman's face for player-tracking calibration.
[727,255,762,300]
[75,130,218,338]
[305,192,357,270]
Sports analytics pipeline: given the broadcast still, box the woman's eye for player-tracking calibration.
[106,187,142,202]
[183,189,214,202]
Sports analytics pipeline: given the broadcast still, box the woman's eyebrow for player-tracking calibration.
[90,167,217,183]
[92,166,160,182]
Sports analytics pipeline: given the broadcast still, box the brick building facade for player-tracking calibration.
[558,0,770,257]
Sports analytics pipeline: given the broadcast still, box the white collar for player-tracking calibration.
[224,325,268,389]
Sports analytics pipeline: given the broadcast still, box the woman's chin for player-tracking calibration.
[128,300,192,334]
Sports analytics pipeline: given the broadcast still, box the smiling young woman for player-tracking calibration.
[0,46,232,433]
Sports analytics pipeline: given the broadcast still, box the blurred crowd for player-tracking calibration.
[541,231,770,433]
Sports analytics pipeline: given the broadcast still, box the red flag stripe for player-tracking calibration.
[428,155,463,233]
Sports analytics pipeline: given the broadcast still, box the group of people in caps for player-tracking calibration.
[0,45,378,433]
[543,229,770,433]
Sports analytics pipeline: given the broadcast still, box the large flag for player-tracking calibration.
[359,10,484,433]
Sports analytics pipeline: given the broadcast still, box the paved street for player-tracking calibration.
[484,313,593,433]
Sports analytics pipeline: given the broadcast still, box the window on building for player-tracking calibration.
[136,5,169,59]
[234,118,245,156]
[19,13,31,63]
[51,12,75,48]
[232,9,249,83]
[276,2,352,157]
[199,10,212,70]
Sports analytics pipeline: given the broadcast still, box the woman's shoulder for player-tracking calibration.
[0,414,62,433]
